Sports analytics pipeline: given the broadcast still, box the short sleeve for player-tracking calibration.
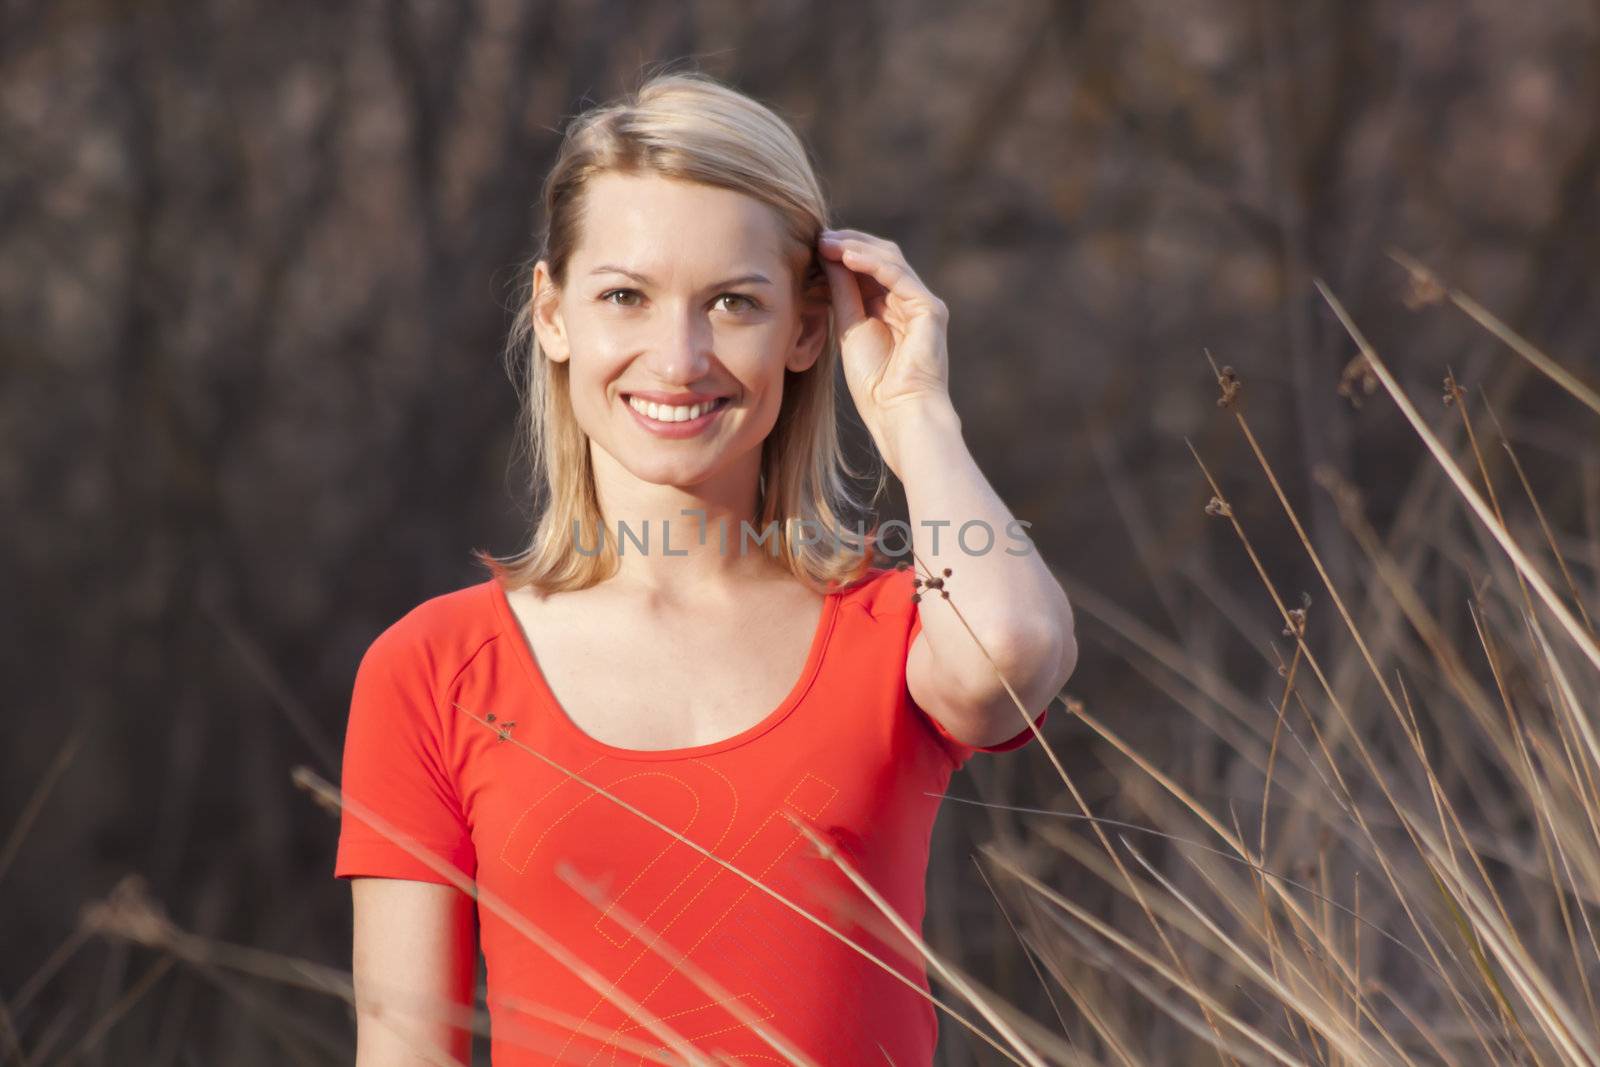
[907,595,1050,771]
[333,625,477,885]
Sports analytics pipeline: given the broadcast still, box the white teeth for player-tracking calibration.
[628,396,723,422]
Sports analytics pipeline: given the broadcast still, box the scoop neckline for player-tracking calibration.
[485,576,844,762]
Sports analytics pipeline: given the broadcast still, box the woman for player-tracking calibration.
[335,69,1076,1066]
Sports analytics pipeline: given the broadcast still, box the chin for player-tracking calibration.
[616,454,721,489]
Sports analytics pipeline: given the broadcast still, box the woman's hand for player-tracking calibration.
[818,228,958,464]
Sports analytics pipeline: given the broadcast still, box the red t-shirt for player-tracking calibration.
[334,564,1048,1065]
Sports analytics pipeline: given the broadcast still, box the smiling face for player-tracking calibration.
[530,171,829,501]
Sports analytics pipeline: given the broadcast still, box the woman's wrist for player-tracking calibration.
[878,395,963,477]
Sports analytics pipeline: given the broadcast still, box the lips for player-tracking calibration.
[622,392,730,437]
[624,394,729,422]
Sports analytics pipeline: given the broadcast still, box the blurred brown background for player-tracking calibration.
[4,0,1598,1062]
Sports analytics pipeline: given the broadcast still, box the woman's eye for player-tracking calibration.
[715,293,758,313]
[600,289,641,307]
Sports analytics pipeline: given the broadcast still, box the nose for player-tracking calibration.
[637,301,715,386]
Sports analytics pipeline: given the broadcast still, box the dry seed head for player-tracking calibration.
[80,875,177,948]
[1401,265,1446,310]
[1337,352,1379,408]
[912,566,954,602]
[1282,591,1312,638]
[1442,371,1465,407]
[1215,365,1242,408]
[1204,495,1233,518]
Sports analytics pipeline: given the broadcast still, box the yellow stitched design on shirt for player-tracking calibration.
[572,768,840,1066]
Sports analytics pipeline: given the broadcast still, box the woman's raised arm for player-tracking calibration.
[350,877,478,1065]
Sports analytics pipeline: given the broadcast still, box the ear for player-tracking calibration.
[529,260,570,363]
[787,253,831,374]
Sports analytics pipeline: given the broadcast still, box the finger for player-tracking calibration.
[823,233,929,294]
[824,229,916,276]
[826,241,937,312]
[820,236,892,310]
[821,255,865,334]
[824,227,893,253]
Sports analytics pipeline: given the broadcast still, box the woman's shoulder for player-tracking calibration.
[359,576,502,674]
[831,562,918,618]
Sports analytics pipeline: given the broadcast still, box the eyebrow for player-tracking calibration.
[587,265,774,288]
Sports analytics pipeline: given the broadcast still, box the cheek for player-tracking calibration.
[560,330,628,391]
[726,326,796,381]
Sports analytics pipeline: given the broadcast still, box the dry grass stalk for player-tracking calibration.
[1385,248,1600,419]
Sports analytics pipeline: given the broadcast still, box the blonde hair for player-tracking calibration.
[474,67,892,596]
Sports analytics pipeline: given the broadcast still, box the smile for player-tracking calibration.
[626,395,727,421]
[622,394,731,438]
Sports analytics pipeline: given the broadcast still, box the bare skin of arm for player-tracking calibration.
[351,877,478,1065]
